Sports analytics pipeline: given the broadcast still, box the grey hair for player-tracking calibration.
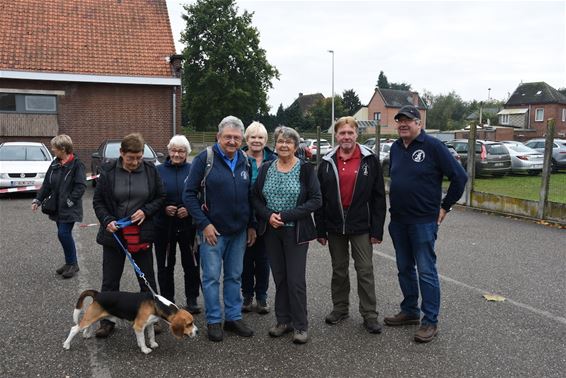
[218,115,245,135]
[51,134,73,154]
[273,126,300,148]
[167,134,192,155]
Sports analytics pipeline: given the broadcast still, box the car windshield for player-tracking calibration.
[105,143,155,159]
[486,144,507,155]
[382,144,391,153]
[0,145,51,161]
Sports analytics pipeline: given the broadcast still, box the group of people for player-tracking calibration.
[33,104,467,345]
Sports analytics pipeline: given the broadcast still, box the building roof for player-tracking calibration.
[291,93,325,115]
[505,82,566,106]
[465,107,501,120]
[369,88,427,109]
[0,0,176,77]
[497,108,528,115]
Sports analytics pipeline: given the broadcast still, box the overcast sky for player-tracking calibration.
[165,0,566,113]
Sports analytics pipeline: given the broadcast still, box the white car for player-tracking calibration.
[0,142,53,190]
[303,139,332,159]
[501,141,544,175]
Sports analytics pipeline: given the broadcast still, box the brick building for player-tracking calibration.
[0,0,181,169]
[366,88,427,134]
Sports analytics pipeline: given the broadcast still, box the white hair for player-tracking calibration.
[167,134,192,155]
[245,121,268,142]
[218,115,244,134]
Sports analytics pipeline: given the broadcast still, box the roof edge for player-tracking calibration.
[0,70,181,86]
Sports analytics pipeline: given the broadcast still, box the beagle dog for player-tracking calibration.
[63,290,197,354]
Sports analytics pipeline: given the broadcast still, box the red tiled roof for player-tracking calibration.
[0,0,177,77]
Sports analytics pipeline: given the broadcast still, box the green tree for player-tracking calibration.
[390,82,412,90]
[426,91,467,131]
[342,89,362,115]
[308,96,347,130]
[376,70,389,89]
[181,0,279,131]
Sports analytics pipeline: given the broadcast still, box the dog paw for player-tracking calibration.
[63,342,70,350]
[141,347,152,354]
[150,341,159,348]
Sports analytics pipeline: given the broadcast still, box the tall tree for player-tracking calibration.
[376,70,389,89]
[181,0,279,131]
[342,89,362,115]
[390,82,412,90]
[426,91,467,131]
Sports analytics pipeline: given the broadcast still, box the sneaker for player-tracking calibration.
[207,323,223,342]
[293,329,308,344]
[256,299,270,314]
[95,321,115,338]
[62,264,79,279]
[56,264,70,275]
[185,297,202,315]
[363,318,383,334]
[384,312,420,326]
[268,323,293,337]
[414,324,438,343]
[224,319,254,337]
[242,297,253,313]
[325,311,349,325]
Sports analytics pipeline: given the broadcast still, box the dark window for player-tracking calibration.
[0,94,16,111]
[486,144,507,155]
[0,93,56,113]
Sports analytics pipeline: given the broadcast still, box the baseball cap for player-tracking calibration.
[394,105,421,121]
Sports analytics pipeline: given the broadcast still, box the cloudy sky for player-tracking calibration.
[165,0,565,113]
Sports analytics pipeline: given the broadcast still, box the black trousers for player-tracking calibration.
[264,226,309,331]
[154,226,200,304]
[101,244,157,293]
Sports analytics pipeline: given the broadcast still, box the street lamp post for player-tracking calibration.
[488,88,491,101]
[328,49,335,147]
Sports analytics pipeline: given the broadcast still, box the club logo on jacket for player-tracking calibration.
[362,163,369,176]
[241,171,249,180]
[412,150,425,162]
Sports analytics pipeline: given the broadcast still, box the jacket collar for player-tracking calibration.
[323,143,373,162]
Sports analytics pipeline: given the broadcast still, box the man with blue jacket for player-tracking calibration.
[385,105,467,343]
[183,115,256,342]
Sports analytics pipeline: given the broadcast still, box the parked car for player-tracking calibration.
[303,138,332,160]
[500,141,544,175]
[445,144,463,166]
[91,139,163,186]
[297,138,313,161]
[524,138,566,172]
[362,137,395,152]
[377,142,393,176]
[446,139,511,177]
[0,142,53,191]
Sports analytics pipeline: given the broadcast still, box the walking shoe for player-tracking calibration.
[363,318,383,334]
[185,297,202,315]
[224,319,254,337]
[414,324,438,343]
[207,323,223,342]
[56,264,70,275]
[325,311,349,325]
[292,329,308,344]
[384,312,420,326]
[256,299,270,314]
[62,264,79,279]
[268,323,293,337]
[95,321,115,338]
[242,297,253,313]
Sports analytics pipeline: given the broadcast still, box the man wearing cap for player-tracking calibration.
[384,105,467,343]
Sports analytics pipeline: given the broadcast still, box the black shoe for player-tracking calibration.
[56,264,70,275]
[224,319,254,337]
[363,318,383,334]
[185,298,202,315]
[256,299,270,314]
[62,264,79,279]
[95,321,115,338]
[325,311,349,325]
[242,297,253,313]
[207,323,223,342]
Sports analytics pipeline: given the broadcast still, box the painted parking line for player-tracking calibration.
[374,250,566,326]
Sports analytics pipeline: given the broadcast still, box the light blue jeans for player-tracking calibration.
[199,230,247,324]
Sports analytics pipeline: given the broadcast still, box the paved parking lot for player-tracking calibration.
[0,187,564,377]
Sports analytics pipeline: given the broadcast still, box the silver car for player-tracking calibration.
[501,141,544,175]
[524,138,566,172]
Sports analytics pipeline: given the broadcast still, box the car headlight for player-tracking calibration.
[37,173,46,178]
[0,173,8,179]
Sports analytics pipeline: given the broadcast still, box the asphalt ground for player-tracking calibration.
[0,186,564,377]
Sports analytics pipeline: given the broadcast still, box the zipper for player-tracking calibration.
[327,158,345,234]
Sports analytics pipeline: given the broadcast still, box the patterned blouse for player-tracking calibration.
[263,160,301,226]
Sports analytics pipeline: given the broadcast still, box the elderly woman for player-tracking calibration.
[32,134,86,279]
[241,121,276,314]
[155,135,201,314]
[251,126,322,344]
[93,133,166,338]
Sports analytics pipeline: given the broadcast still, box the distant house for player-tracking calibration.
[366,88,427,134]
[290,93,325,116]
[0,0,181,168]
[498,82,566,137]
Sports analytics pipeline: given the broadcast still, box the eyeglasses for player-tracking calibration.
[123,154,144,162]
[276,139,295,146]
[169,149,187,155]
[221,135,243,142]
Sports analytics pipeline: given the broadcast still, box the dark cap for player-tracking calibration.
[394,105,421,121]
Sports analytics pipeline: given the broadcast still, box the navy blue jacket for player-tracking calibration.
[183,144,252,235]
[389,130,467,224]
[155,158,193,231]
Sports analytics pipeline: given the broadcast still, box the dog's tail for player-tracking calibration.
[73,290,98,324]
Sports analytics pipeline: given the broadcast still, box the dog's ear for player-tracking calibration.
[170,316,185,338]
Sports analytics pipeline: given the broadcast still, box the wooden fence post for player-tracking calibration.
[537,119,555,219]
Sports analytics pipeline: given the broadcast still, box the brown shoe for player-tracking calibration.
[95,321,115,338]
[414,324,438,343]
[384,312,420,326]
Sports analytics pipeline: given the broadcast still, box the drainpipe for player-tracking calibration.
[172,88,176,136]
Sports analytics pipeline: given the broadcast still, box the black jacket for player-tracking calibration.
[93,159,166,247]
[35,155,86,223]
[252,159,322,244]
[314,144,386,240]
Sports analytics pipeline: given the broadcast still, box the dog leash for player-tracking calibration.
[113,217,159,298]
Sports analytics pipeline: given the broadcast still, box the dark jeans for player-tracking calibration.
[101,244,157,293]
[241,235,270,301]
[264,226,309,331]
[56,222,77,265]
[154,226,200,305]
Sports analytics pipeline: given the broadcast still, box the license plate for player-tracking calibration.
[11,181,34,186]
[494,162,504,167]
[532,165,542,169]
